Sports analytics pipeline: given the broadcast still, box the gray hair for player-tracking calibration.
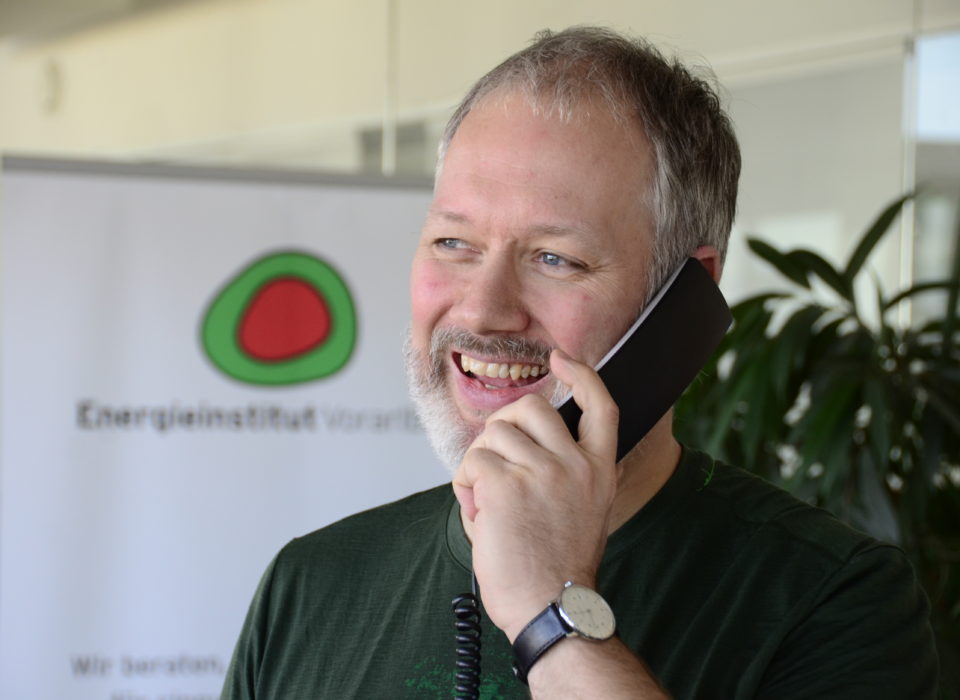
[436,26,741,298]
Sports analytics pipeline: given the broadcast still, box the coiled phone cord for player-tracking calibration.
[452,572,482,700]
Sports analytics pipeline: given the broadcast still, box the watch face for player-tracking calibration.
[558,584,616,640]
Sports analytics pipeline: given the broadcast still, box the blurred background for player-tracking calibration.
[1,0,959,304]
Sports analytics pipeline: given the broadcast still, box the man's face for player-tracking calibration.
[407,90,656,469]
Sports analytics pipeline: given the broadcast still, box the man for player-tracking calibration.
[222,27,938,698]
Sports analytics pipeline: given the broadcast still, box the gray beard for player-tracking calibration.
[403,327,567,473]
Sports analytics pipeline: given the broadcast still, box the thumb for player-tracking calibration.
[452,470,478,522]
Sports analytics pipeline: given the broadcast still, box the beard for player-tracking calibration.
[403,326,568,473]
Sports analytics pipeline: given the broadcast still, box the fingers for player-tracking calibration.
[454,417,533,513]
[477,418,562,469]
[549,348,619,465]
[452,443,486,523]
[453,441,528,523]
[452,479,477,522]
[476,397,575,463]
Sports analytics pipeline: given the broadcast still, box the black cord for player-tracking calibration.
[452,572,482,700]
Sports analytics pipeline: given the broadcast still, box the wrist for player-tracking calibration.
[503,593,554,643]
[511,581,616,684]
[502,575,597,642]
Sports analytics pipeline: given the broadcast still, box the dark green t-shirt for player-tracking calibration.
[222,448,938,699]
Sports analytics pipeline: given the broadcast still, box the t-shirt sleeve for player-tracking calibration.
[757,543,939,699]
[220,554,280,700]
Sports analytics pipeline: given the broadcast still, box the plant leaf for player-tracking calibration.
[851,451,902,545]
[801,316,845,374]
[943,205,960,360]
[921,383,960,436]
[729,293,782,338]
[747,238,811,288]
[729,292,790,315]
[740,377,768,461]
[915,407,945,524]
[843,193,912,284]
[794,378,859,464]
[770,305,827,403]
[704,357,765,456]
[863,378,892,475]
[883,279,960,313]
[814,405,859,506]
[787,249,852,302]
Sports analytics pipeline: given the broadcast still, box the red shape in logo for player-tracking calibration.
[238,276,331,362]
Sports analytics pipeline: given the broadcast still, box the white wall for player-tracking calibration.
[724,58,905,304]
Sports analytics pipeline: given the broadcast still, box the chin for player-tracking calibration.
[403,330,477,473]
[413,388,479,475]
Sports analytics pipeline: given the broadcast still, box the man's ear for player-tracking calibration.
[691,246,722,284]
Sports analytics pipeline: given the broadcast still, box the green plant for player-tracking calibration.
[675,193,960,693]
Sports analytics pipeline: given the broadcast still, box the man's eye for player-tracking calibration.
[436,238,466,250]
[538,252,569,267]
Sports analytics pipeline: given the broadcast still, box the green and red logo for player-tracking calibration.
[201,251,357,385]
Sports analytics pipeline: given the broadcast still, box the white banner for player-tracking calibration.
[0,157,442,700]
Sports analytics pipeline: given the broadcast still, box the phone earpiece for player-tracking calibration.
[556,258,731,460]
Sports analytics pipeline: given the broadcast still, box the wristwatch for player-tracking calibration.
[512,581,616,684]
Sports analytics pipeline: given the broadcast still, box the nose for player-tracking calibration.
[450,254,530,335]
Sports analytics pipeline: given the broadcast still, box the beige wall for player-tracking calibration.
[1,0,958,162]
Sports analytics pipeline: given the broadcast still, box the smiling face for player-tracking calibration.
[407,90,656,469]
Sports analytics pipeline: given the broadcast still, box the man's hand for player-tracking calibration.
[452,348,621,641]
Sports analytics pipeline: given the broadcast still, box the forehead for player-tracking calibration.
[430,91,654,249]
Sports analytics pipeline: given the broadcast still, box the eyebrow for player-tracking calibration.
[425,208,597,240]
[425,209,470,226]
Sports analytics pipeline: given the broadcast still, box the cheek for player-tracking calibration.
[541,290,633,364]
[410,259,455,334]
[536,291,595,353]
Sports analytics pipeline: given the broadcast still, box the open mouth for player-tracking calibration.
[453,351,549,389]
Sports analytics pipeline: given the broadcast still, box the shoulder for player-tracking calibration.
[690,449,887,565]
[273,483,453,576]
[672,448,924,628]
[680,449,938,697]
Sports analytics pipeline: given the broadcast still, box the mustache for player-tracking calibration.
[430,327,554,366]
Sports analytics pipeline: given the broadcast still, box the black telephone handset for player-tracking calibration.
[452,258,731,700]
[555,257,732,460]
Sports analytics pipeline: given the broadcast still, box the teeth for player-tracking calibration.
[458,353,548,382]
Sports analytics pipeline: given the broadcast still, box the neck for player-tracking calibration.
[607,411,681,533]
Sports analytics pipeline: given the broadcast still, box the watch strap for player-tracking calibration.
[511,604,568,684]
